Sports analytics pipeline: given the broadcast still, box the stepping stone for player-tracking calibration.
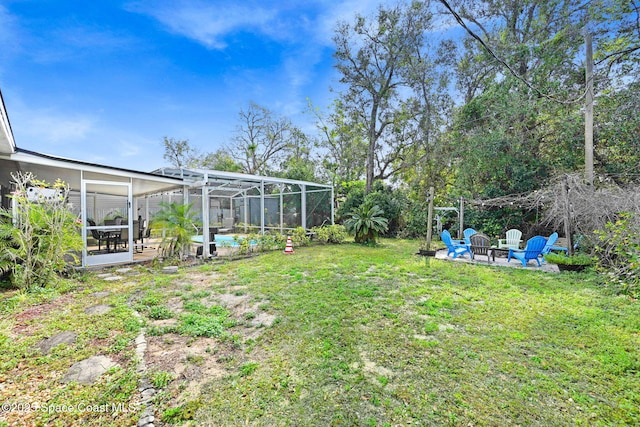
[34,331,77,355]
[162,266,179,274]
[85,304,113,315]
[103,276,123,282]
[88,291,111,298]
[115,268,133,274]
[61,355,117,384]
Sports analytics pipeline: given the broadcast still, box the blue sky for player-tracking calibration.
[0,0,399,171]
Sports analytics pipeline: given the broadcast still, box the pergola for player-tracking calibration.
[153,168,334,257]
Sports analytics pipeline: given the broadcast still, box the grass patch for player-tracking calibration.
[2,239,639,426]
[195,239,640,427]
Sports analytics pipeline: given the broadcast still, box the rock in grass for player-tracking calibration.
[61,355,117,384]
[34,331,77,355]
[84,304,113,315]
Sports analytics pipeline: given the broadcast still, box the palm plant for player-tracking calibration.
[344,203,389,245]
[151,202,201,260]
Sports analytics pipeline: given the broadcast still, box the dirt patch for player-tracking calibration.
[11,294,75,337]
[142,270,276,411]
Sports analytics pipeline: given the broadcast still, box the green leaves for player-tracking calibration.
[344,203,389,245]
[151,202,200,260]
[0,172,82,290]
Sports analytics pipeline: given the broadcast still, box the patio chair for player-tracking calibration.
[441,230,471,259]
[541,232,559,256]
[87,219,118,252]
[508,236,548,267]
[498,229,522,250]
[463,228,477,247]
[117,221,142,252]
[469,232,492,263]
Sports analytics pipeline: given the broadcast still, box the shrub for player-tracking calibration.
[151,202,201,260]
[344,203,389,245]
[594,212,640,298]
[544,252,594,266]
[256,232,286,252]
[290,226,310,247]
[312,224,347,244]
[0,172,83,290]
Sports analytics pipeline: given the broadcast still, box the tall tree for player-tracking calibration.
[311,99,367,185]
[333,1,435,192]
[229,102,292,175]
[200,148,243,172]
[162,137,199,168]
[443,0,589,197]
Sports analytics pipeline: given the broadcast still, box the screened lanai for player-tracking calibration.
[153,168,334,257]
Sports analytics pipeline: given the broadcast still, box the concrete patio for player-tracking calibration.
[433,248,560,272]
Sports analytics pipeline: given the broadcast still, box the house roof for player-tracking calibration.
[0,88,16,155]
[2,149,184,197]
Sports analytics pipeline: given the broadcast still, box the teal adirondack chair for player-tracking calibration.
[508,236,548,267]
[541,232,559,256]
[463,228,477,247]
[441,230,471,259]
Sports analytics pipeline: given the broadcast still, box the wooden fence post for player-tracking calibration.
[425,186,434,250]
[562,176,574,256]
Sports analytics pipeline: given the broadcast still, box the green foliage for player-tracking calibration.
[0,172,83,290]
[290,226,310,247]
[336,180,366,222]
[338,181,407,237]
[255,232,286,252]
[312,224,347,244]
[363,182,408,237]
[162,400,201,424]
[178,303,230,337]
[344,203,389,245]
[150,370,176,389]
[402,199,430,238]
[544,252,594,266]
[239,361,259,377]
[151,202,200,260]
[148,305,175,320]
[594,212,640,298]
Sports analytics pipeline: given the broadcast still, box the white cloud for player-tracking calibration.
[15,108,96,144]
[125,0,278,49]
[0,5,22,67]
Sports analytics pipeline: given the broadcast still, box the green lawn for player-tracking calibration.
[1,239,639,426]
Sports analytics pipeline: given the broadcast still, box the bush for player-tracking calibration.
[363,183,408,237]
[151,202,201,260]
[344,203,389,245]
[256,232,286,252]
[312,224,347,244]
[544,252,594,266]
[594,212,640,298]
[0,172,83,290]
[290,226,310,247]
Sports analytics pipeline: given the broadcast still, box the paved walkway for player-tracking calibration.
[433,248,559,272]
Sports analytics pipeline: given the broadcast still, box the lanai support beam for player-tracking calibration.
[301,184,306,230]
[260,180,265,234]
[202,172,210,257]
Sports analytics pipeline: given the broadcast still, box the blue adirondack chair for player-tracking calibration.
[508,236,548,267]
[541,232,559,256]
[463,228,477,247]
[441,230,471,259]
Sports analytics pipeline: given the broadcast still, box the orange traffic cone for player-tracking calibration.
[283,236,294,254]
